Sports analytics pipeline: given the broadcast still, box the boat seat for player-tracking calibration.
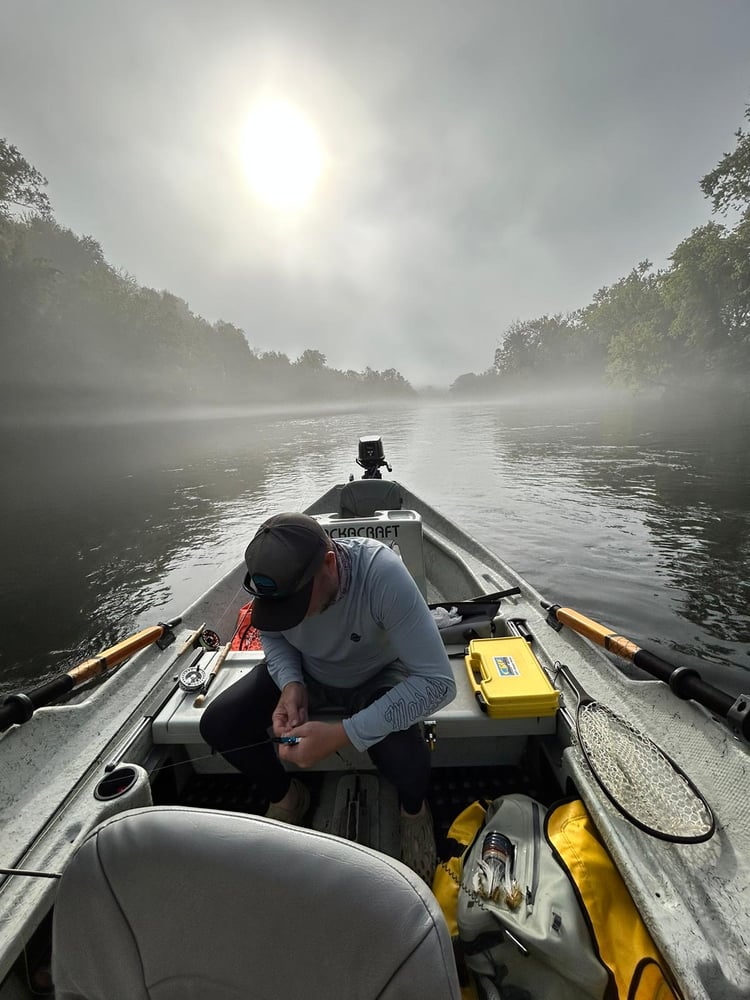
[340,478,403,517]
[51,806,461,1000]
[314,509,428,598]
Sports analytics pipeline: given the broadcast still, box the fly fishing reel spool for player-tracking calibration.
[199,629,221,652]
[178,663,208,692]
[177,628,221,692]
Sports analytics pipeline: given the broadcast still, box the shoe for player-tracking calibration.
[400,803,437,885]
[265,779,310,826]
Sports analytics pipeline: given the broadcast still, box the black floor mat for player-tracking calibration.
[161,763,544,860]
[158,773,266,814]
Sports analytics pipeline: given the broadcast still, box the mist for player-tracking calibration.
[2,0,749,401]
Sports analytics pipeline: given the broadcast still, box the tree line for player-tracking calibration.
[0,142,415,418]
[4,104,749,411]
[451,103,750,396]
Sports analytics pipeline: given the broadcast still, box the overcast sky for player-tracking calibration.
[2,1,749,387]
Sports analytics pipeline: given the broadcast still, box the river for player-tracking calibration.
[1,391,749,700]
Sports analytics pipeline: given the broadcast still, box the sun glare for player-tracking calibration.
[241,100,323,210]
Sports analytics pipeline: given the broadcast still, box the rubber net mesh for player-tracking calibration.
[577,703,714,840]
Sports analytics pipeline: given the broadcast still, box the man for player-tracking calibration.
[200,511,456,882]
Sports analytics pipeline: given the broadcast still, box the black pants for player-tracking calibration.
[199,661,430,814]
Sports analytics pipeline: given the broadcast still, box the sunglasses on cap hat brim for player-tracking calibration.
[243,573,316,631]
[243,571,289,598]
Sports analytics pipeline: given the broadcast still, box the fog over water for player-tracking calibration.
[3,1,749,387]
[1,393,748,702]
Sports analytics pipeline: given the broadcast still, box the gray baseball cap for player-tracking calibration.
[243,512,329,631]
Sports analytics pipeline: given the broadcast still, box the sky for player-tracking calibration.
[1,1,749,388]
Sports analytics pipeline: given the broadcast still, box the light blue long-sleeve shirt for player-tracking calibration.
[260,537,456,751]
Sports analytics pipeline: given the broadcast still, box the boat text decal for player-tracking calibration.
[326,524,401,540]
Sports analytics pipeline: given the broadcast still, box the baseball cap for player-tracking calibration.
[243,512,329,631]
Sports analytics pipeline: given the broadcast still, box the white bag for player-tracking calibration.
[457,793,609,1000]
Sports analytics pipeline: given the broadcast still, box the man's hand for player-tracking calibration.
[278,721,350,768]
[272,682,309,735]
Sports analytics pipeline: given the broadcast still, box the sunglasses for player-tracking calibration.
[243,572,289,598]
[242,547,328,599]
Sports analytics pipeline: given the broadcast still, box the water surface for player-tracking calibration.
[1,393,748,700]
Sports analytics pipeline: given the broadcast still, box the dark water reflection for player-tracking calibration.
[1,394,748,700]
[477,394,750,678]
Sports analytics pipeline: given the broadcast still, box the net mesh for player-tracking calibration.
[577,703,714,841]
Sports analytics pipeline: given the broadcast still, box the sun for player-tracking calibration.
[241,100,324,210]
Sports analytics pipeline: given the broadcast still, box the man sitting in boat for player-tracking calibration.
[199,511,456,882]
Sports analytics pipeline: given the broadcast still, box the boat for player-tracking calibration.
[0,435,748,999]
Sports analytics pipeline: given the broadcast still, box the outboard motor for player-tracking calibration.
[355,436,392,479]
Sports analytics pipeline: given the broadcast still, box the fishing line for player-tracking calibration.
[145,736,358,776]
[0,737,289,882]
[4,599,326,880]
[146,737,298,776]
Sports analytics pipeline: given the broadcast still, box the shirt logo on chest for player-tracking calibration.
[350,633,361,642]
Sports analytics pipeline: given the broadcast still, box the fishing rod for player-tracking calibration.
[0,616,183,732]
[543,602,750,742]
[193,642,231,708]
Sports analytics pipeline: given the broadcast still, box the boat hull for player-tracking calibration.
[1,479,748,999]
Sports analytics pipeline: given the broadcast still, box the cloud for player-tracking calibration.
[2,0,749,385]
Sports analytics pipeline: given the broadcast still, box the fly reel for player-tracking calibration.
[177,628,221,692]
[178,662,208,693]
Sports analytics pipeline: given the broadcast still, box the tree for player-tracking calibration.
[494,318,543,375]
[494,313,595,379]
[662,222,750,362]
[0,139,52,220]
[701,105,750,217]
[295,348,326,370]
[449,370,501,396]
[259,350,292,368]
[22,219,104,276]
[582,263,675,388]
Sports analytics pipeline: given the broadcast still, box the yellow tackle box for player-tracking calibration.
[464,637,560,718]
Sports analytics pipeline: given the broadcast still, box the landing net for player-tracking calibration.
[577,701,715,842]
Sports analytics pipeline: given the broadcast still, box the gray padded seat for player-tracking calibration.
[51,805,461,1000]
[340,479,403,517]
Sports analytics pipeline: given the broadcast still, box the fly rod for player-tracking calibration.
[0,617,182,732]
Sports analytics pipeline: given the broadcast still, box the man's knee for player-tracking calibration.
[198,698,223,747]
[370,725,429,768]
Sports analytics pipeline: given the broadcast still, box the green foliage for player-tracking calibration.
[0,139,52,220]
[700,105,750,217]
[294,348,326,370]
[468,102,750,397]
[663,222,750,365]
[450,370,501,396]
[492,313,605,386]
[0,142,417,417]
[583,263,676,388]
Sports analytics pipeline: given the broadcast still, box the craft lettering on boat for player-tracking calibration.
[1,436,748,1000]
